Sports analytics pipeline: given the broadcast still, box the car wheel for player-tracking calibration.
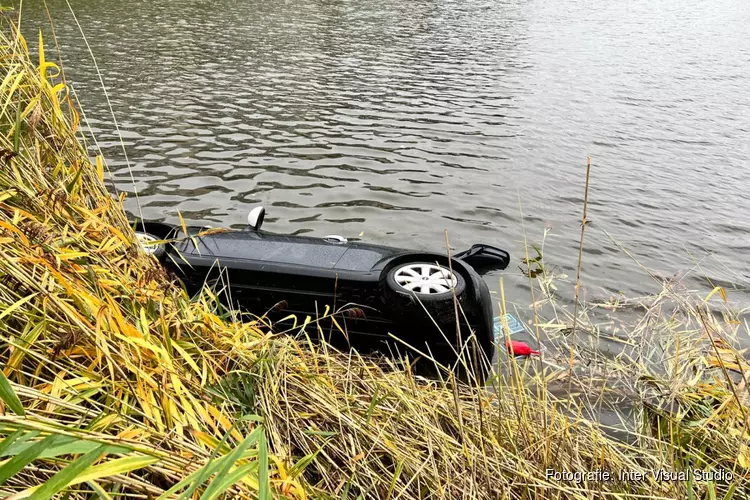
[382,262,466,322]
[134,231,165,259]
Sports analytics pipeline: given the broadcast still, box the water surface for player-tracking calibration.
[24,0,750,310]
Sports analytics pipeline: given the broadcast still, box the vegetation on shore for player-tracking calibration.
[0,20,747,499]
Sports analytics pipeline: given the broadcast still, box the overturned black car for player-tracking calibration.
[134,207,510,378]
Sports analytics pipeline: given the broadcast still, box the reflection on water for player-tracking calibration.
[23,0,750,311]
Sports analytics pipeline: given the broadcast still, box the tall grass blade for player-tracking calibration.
[0,431,25,457]
[0,434,60,485]
[73,455,160,486]
[1,434,127,459]
[0,370,24,416]
[200,463,256,500]
[31,444,108,499]
[258,433,270,500]
[200,427,263,500]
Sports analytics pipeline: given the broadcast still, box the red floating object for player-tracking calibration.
[506,340,540,357]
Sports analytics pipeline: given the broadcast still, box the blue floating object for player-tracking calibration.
[493,313,525,339]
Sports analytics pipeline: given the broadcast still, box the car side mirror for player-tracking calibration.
[247,206,266,231]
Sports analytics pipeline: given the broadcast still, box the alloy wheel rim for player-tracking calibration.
[393,263,457,294]
[135,232,160,255]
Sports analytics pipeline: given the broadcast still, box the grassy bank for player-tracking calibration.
[0,21,747,499]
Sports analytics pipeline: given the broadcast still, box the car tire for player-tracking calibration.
[134,231,166,259]
[381,261,466,323]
